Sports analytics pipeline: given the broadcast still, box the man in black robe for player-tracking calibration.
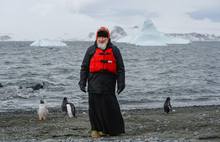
[79,26,125,138]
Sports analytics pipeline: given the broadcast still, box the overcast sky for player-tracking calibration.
[0,0,220,40]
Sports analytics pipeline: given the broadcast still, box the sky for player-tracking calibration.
[0,0,220,40]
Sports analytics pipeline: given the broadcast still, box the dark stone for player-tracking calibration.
[27,82,45,91]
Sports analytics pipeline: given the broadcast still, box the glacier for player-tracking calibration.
[30,39,67,47]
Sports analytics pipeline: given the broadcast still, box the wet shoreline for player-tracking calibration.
[1,105,220,141]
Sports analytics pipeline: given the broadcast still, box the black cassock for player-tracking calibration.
[89,93,125,135]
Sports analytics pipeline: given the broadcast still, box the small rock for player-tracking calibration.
[139,125,144,129]
[193,131,199,135]
[202,114,206,116]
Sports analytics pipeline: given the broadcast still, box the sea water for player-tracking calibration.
[0,41,219,111]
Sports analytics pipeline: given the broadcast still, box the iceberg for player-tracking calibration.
[118,20,190,46]
[30,39,67,47]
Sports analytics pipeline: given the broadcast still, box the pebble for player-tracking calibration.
[193,131,199,135]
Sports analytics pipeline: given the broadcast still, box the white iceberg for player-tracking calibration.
[30,39,67,47]
[119,20,190,46]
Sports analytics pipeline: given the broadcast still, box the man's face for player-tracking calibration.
[96,37,109,50]
[97,37,109,44]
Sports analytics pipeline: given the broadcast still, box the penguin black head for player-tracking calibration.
[166,97,171,102]
[62,97,68,112]
[40,100,44,104]
[63,97,67,101]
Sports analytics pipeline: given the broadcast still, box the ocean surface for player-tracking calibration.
[0,41,220,112]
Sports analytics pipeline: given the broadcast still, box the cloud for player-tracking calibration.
[189,8,220,22]
[0,0,220,39]
[0,0,103,40]
[79,0,220,34]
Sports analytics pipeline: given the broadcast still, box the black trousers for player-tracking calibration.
[88,93,125,135]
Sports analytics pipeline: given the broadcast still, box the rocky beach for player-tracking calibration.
[0,105,220,142]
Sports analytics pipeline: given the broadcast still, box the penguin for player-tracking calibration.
[38,100,49,120]
[61,97,76,118]
[164,97,172,114]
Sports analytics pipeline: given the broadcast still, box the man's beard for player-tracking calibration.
[97,42,108,50]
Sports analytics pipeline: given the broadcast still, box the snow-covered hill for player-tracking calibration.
[0,34,12,41]
[85,26,127,41]
[83,20,190,46]
[84,20,220,46]
[2,19,220,45]
[110,26,127,41]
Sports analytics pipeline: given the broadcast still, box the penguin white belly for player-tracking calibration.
[38,104,48,120]
[66,104,73,118]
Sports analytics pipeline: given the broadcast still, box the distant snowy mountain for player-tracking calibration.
[3,20,220,44]
[82,32,95,41]
[165,33,220,41]
[85,26,127,41]
[0,34,12,41]
[84,21,220,45]
[110,26,127,41]
[84,21,190,46]
[88,32,95,39]
[30,39,67,47]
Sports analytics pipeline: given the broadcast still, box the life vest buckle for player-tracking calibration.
[100,60,108,63]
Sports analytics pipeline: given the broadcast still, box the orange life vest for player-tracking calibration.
[89,48,117,74]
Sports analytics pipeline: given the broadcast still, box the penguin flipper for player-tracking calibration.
[70,103,76,117]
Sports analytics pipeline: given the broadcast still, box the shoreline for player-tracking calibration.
[0,104,219,114]
[1,105,220,141]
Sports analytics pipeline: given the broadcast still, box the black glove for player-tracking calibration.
[79,85,86,93]
[117,85,125,95]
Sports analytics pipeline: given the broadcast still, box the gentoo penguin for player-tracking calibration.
[164,97,172,114]
[38,100,49,120]
[61,97,76,118]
